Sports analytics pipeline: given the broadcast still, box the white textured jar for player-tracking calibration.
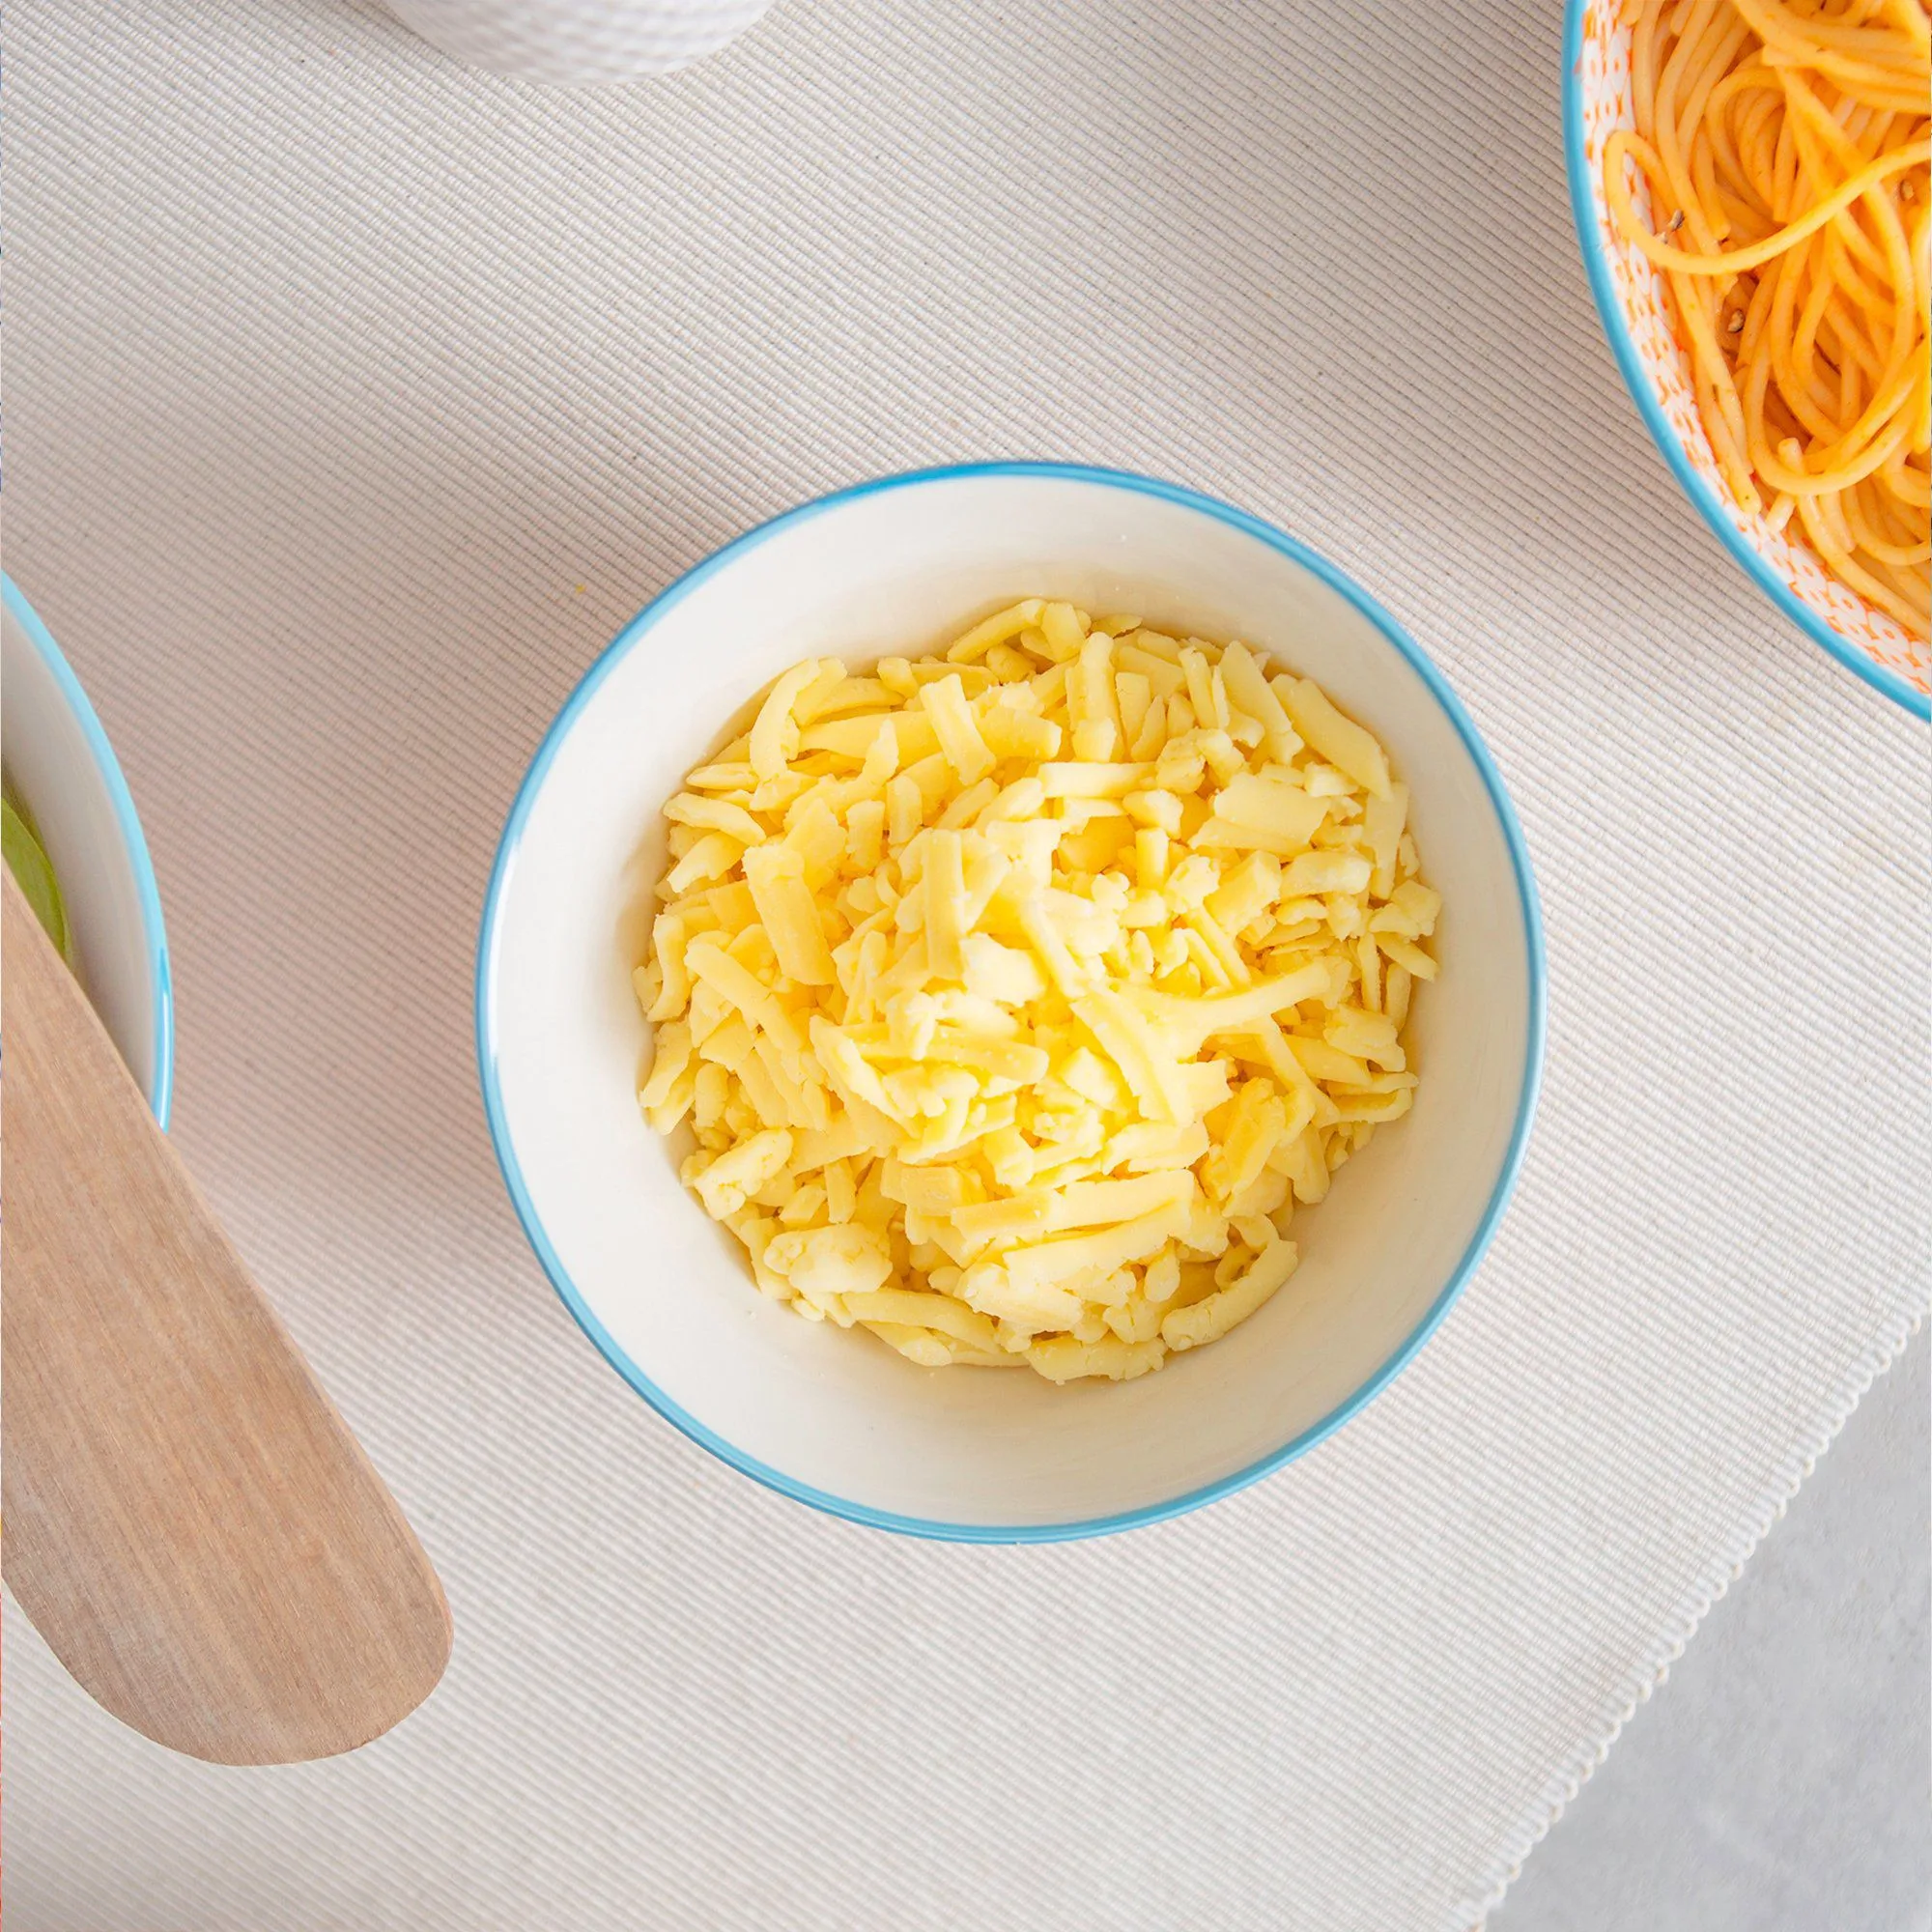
[384,0,775,84]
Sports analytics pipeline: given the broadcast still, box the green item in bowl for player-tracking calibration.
[3,789,73,961]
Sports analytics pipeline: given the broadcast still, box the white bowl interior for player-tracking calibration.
[484,473,1535,1529]
[2,594,167,1114]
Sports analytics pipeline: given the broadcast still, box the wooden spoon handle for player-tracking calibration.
[2,868,451,1763]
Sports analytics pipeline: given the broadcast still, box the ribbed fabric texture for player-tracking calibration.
[4,2,1925,1927]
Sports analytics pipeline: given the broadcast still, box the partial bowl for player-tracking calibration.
[1563,0,1930,720]
[477,463,1545,1541]
[2,575,174,1122]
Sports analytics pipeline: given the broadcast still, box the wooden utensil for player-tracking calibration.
[2,867,451,1763]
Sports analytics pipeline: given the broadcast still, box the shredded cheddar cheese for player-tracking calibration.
[634,601,1438,1383]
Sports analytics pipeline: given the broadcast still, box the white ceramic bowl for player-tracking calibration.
[1564,0,1931,719]
[2,576,173,1122]
[384,0,771,84]
[477,465,1545,1540]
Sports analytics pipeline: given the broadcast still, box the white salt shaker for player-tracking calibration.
[384,0,774,84]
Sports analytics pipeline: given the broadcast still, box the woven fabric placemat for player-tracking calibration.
[4,1,1926,1925]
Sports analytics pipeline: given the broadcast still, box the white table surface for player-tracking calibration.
[1493,1332,1929,1932]
[4,1,1928,1926]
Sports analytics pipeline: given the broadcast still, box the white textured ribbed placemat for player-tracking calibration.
[3,1,1926,1926]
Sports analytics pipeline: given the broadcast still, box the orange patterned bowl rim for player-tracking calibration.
[1563,0,1930,719]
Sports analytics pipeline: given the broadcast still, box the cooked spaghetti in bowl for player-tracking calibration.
[1566,0,1930,714]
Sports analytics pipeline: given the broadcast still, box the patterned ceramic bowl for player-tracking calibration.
[1563,0,1930,720]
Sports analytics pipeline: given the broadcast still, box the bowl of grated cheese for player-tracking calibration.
[477,464,1544,1540]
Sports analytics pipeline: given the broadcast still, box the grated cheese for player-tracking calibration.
[635,601,1438,1382]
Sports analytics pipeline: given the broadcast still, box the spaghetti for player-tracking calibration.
[1605,0,1931,640]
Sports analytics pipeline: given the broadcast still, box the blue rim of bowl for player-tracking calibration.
[475,461,1548,1543]
[3,573,175,1126]
[1561,0,1929,723]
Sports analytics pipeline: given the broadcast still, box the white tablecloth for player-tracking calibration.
[5,2,1926,1927]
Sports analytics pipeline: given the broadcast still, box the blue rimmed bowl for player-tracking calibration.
[2,575,173,1122]
[1564,0,1930,719]
[477,464,1545,1541]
